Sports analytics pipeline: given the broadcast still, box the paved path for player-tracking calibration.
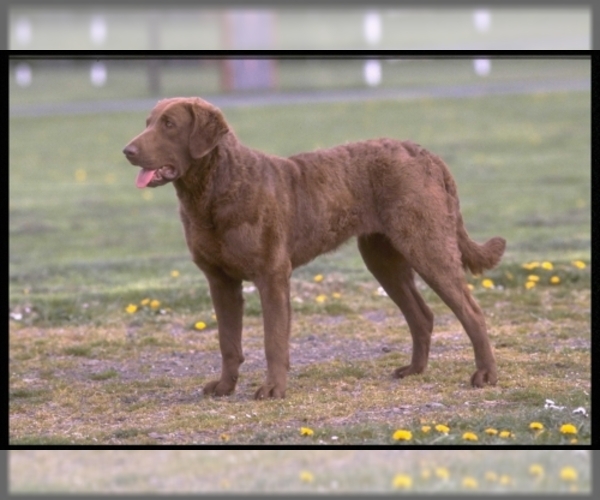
[10,78,589,118]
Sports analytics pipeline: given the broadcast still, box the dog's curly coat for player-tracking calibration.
[123,97,506,399]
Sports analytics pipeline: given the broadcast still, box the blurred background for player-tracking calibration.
[9,7,590,51]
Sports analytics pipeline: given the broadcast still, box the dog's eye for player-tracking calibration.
[164,120,175,128]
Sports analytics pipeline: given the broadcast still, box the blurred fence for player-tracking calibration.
[9,57,590,114]
[10,7,589,52]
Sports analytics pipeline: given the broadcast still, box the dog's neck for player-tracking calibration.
[173,148,219,211]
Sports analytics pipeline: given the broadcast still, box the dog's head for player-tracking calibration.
[122,97,229,188]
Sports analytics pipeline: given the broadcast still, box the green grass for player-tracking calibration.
[10,90,591,325]
[9,60,590,444]
[9,450,590,493]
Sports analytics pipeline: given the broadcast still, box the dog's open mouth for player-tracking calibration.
[136,165,178,188]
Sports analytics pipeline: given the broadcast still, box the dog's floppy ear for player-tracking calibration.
[188,98,229,159]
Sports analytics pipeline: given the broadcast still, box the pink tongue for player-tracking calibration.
[136,169,155,188]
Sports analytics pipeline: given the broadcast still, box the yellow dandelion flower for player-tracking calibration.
[550,276,560,284]
[560,466,578,482]
[299,470,314,483]
[529,464,544,478]
[392,429,412,441]
[572,260,586,269]
[481,279,494,289]
[529,422,544,431]
[300,426,314,436]
[522,261,540,270]
[462,477,478,489]
[570,438,578,444]
[462,431,478,441]
[525,281,536,289]
[421,425,431,433]
[499,430,514,438]
[125,304,137,314]
[499,474,512,485]
[315,294,327,303]
[435,467,450,480]
[485,471,498,482]
[393,474,412,489]
[541,261,553,270]
[313,274,324,283]
[194,321,206,330]
[220,433,230,442]
[527,275,540,282]
[75,168,87,182]
[140,298,150,306]
[150,299,160,309]
[559,423,577,435]
[435,424,450,434]
[171,270,180,277]
[332,292,341,299]
[484,427,498,435]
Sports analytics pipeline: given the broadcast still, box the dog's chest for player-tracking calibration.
[179,205,259,280]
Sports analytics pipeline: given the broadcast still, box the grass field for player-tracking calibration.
[9,450,591,493]
[9,60,590,444]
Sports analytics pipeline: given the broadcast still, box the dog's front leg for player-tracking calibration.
[254,268,292,399]
[202,270,244,397]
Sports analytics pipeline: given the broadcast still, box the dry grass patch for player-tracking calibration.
[10,279,589,444]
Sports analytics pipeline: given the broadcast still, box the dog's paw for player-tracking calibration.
[203,379,236,397]
[392,364,425,379]
[254,383,286,399]
[470,368,497,387]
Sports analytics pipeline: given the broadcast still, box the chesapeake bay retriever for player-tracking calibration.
[123,97,505,399]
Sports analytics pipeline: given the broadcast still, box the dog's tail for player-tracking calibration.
[438,154,506,275]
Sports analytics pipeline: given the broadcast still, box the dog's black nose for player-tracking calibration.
[123,144,138,157]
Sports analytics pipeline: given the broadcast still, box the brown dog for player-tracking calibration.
[123,97,505,399]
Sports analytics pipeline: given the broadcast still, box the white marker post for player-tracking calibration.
[473,58,491,76]
[90,61,107,87]
[364,60,382,87]
[15,63,32,87]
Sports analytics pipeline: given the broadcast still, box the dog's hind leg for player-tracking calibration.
[358,233,434,379]
[385,220,498,387]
